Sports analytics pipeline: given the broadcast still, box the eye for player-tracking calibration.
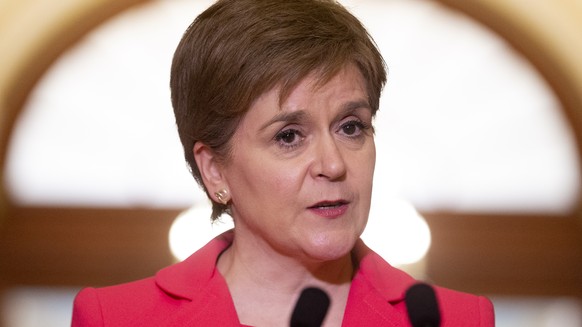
[274,128,305,149]
[339,119,371,137]
[342,122,359,135]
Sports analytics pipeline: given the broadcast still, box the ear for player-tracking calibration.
[193,142,226,193]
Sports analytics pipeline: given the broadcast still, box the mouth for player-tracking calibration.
[308,200,350,218]
[309,200,349,209]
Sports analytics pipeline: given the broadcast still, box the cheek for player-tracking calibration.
[370,146,376,180]
[267,165,307,199]
[356,143,376,184]
[231,155,305,202]
[366,141,376,168]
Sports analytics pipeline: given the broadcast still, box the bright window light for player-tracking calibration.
[169,204,233,261]
[363,198,431,267]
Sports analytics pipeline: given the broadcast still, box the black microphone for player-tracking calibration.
[290,287,331,327]
[405,283,441,327]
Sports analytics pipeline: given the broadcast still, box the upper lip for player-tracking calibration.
[308,200,349,208]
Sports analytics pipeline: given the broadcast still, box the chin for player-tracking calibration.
[304,231,359,261]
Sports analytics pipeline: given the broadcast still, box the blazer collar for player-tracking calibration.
[342,239,417,326]
[155,233,414,302]
[351,238,417,303]
[155,230,234,300]
[154,231,417,326]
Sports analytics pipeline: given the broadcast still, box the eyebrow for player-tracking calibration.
[259,110,308,131]
[259,99,372,131]
[339,99,372,115]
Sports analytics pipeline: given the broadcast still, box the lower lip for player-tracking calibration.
[308,204,349,219]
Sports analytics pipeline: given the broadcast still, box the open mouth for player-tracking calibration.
[309,200,348,209]
[308,200,349,218]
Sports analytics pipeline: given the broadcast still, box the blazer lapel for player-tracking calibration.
[152,234,417,326]
[161,273,242,327]
[341,239,417,326]
[342,281,409,326]
[155,231,241,326]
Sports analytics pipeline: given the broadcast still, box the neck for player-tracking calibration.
[216,232,354,326]
[218,233,354,290]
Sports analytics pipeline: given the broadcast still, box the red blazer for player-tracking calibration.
[72,232,494,326]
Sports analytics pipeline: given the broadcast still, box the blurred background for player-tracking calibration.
[1,0,582,326]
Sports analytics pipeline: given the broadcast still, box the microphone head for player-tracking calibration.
[405,283,441,327]
[290,287,331,327]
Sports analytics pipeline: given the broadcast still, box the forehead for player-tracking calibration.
[275,64,369,111]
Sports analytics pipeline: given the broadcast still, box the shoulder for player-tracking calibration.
[72,277,179,327]
[433,286,495,327]
[75,276,161,306]
[353,239,494,326]
[72,287,102,327]
[71,231,235,326]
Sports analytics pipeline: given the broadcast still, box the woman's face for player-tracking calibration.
[221,64,376,263]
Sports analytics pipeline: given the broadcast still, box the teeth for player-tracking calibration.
[318,203,341,208]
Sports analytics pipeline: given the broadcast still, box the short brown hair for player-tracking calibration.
[170,0,387,220]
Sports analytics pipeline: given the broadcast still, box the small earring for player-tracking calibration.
[214,189,230,205]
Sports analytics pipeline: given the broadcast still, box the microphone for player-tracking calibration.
[405,283,441,327]
[290,287,331,327]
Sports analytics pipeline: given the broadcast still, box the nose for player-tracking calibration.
[310,134,347,181]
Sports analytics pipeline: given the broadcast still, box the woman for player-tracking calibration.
[72,0,494,326]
